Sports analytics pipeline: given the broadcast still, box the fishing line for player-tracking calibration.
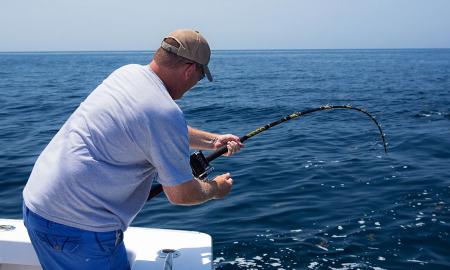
[147,105,387,201]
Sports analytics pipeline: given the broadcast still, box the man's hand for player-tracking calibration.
[187,127,244,154]
[213,134,244,156]
[212,173,233,199]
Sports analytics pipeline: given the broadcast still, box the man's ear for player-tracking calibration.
[183,63,196,80]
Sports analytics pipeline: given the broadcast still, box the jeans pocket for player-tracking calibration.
[35,231,81,253]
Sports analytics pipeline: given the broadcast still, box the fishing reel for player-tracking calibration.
[190,151,213,180]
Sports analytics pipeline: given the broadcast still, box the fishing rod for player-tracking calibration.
[147,105,387,201]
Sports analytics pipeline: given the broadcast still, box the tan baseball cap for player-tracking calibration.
[161,29,213,81]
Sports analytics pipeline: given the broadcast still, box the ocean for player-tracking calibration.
[1,49,449,269]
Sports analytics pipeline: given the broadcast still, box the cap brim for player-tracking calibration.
[203,65,213,82]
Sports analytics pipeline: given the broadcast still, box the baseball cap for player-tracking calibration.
[161,29,213,82]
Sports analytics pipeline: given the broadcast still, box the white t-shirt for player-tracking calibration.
[23,64,193,232]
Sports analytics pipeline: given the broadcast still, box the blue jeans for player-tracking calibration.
[23,204,130,270]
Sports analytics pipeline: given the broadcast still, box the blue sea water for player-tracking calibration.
[1,49,449,269]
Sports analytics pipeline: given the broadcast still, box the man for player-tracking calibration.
[22,29,243,269]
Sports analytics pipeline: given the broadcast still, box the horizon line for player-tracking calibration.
[1,47,449,54]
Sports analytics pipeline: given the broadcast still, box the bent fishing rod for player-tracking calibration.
[147,105,388,201]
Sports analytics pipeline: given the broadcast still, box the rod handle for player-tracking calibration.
[205,145,228,162]
[147,184,163,201]
[206,136,247,162]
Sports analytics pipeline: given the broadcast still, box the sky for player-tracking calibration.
[1,0,449,52]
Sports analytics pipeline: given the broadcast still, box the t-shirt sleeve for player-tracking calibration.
[138,108,193,186]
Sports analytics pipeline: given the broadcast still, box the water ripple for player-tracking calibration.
[1,50,450,269]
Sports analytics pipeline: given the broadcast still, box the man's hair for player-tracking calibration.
[153,38,190,69]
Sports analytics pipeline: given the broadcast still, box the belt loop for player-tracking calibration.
[115,230,123,247]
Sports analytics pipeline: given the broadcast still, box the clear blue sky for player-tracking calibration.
[1,0,449,52]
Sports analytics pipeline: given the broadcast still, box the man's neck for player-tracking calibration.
[149,61,178,99]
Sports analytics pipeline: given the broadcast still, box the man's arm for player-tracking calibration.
[163,173,233,205]
[188,126,243,156]
[161,127,242,205]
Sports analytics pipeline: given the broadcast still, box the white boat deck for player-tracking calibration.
[0,219,212,270]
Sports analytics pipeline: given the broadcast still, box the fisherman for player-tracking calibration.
[22,29,243,269]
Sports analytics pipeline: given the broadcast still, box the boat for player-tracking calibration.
[0,219,212,270]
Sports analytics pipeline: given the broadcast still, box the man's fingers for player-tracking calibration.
[213,173,233,199]
[226,141,241,156]
[226,177,233,185]
[215,134,244,156]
